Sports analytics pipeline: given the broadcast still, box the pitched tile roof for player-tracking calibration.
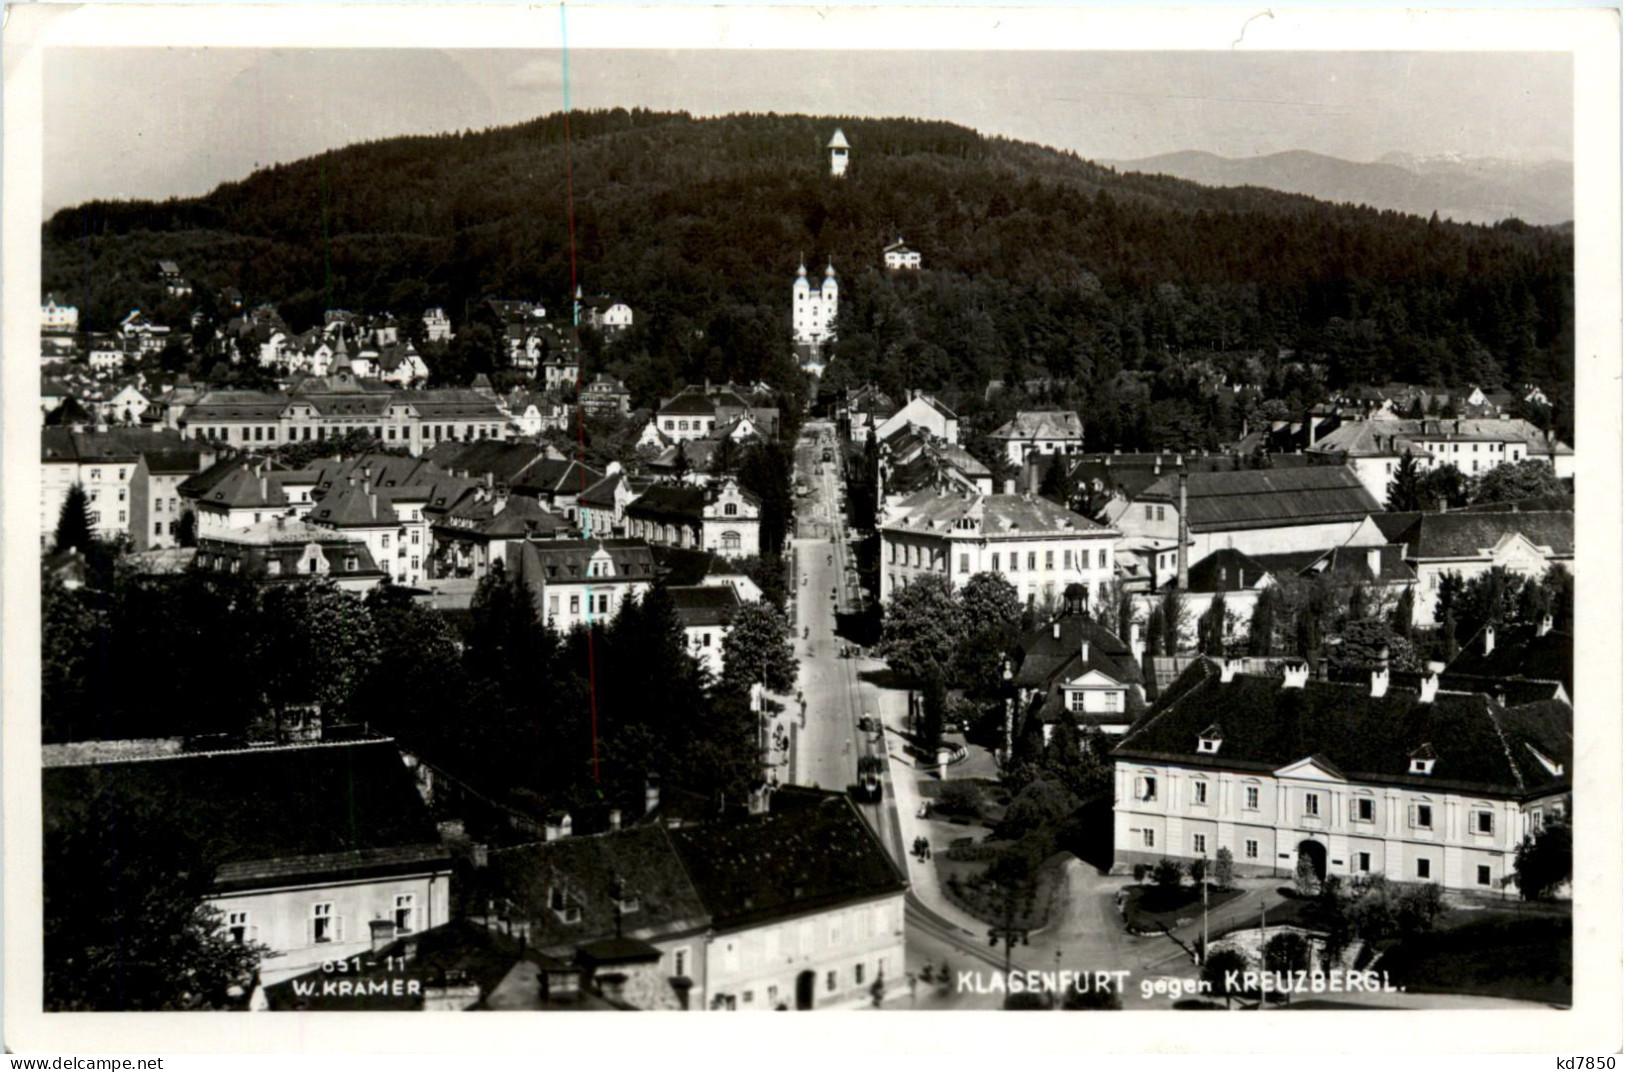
[1012,614,1142,691]
[626,485,706,523]
[883,489,1114,538]
[1138,465,1380,531]
[1113,661,1570,799]
[992,410,1085,441]
[1387,511,1573,559]
[506,538,658,586]
[669,584,742,628]
[43,740,449,893]
[667,790,906,930]
[1448,624,1573,694]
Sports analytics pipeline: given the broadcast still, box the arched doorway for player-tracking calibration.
[1296,839,1328,883]
[795,969,816,1011]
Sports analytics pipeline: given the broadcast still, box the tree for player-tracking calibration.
[916,666,947,759]
[1514,819,1572,900]
[1198,590,1228,656]
[45,790,266,1010]
[718,600,797,695]
[1294,852,1320,896]
[998,777,1080,841]
[1417,465,1470,510]
[1189,856,1207,885]
[176,508,198,549]
[1346,583,1369,625]
[1263,932,1313,1004]
[1155,585,1190,656]
[955,571,1022,697]
[1328,619,1422,675]
[1201,948,1253,1008]
[1212,846,1235,891]
[53,483,95,554]
[1390,586,1416,639]
[1471,459,1566,505]
[256,580,380,714]
[1385,450,1425,511]
[877,572,964,684]
[1247,585,1277,656]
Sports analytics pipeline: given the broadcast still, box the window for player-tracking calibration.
[570,595,580,614]
[344,556,358,572]
[1245,786,1260,811]
[1063,550,1072,569]
[597,594,609,614]
[768,985,778,1004]
[991,553,1001,572]
[1136,775,1157,801]
[1156,506,1166,522]
[410,556,420,570]
[548,595,559,617]
[1356,852,1371,873]
[1045,551,1054,570]
[1354,798,1375,822]
[1009,553,1019,573]
[1474,810,1494,835]
[1192,833,1207,854]
[1304,793,1320,817]
[1416,858,1431,880]
[826,971,838,993]
[228,910,251,944]
[1142,829,1155,848]
[1193,782,1208,805]
[118,510,127,524]
[855,963,865,985]
[381,534,391,549]
[1027,552,1036,571]
[1144,505,1153,520]
[1413,804,1433,829]
[155,522,164,536]
[394,894,416,934]
[724,502,738,516]
[1476,865,1492,887]
[311,903,337,944]
[267,559,282,576]
[1068,691,1086,714]
[91,468,102,480]
[960,554,969,573]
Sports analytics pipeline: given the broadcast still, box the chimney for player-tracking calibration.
[1153,456,1162,476]
[1052,621,1061,640]
[544,811,572,842]
[1282,663,1309,689]
[1484,625,1496,656]
[1177,463,1190,590]
[748,784,772,816]
[1307,414,1318,449]
[1533,613,1553,638]
[1028,462,1041,496]
[1367,547,1382,579]
[1370,666,1390,698]
[1003,478,1016,495]
[1129,620,1144,664]
[1438,496,1448,514]
[1218,657,1236,683]
[608,808,622,832]
[644,775,660,815]
[1376,645,1391,672]
[370,919,397,955]
[1080,639,1091,665]
[1419,671,1440,704]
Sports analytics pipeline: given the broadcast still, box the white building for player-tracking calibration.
[1379,510,1573,625]
[42,294,79,333]
[828,127,850,178]
[874,391,958,445]
[671,585,743,679]
[990,410,1085,466]
[879,487,1119,611]
[1309,415,1574,501]
[507,538,657,633]
[882,239,921,270]
[422,308,453,342]
[791,262,839,348]
[1111,659,1571,894]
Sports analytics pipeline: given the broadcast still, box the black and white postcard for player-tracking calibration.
[3,3,1620,1058]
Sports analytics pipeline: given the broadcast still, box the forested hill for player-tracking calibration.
[44,109,1572,440]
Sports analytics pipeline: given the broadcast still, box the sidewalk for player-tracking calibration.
[866,659,1006,943]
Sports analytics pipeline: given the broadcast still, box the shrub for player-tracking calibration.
[1212,847,1235,890]
[936,780,985,819]
[1153,857,1184,889]
[1189,857,1207,885]
[1132,863,1149,884]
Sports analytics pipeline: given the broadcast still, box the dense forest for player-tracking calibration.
[44,109,1574,445]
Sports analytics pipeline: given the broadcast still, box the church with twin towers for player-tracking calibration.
[791,128,848,370]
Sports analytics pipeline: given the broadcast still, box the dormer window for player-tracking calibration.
[1409,743,1437,775]
[548,885,582,925]
[1197,724,1223,754]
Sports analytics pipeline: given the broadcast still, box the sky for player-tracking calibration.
[43,48,1573,214]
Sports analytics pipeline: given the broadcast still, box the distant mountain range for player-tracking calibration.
[1102,150,1572,227]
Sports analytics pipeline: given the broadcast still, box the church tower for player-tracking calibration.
[820,262,839,341]
[828,128,850,178]
[792,260,816,345]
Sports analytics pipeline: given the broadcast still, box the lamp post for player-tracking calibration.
[1001,660,1015,762]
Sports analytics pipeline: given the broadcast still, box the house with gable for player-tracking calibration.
[990,410,1085,466]
[1011,612,1148,740]
[1380,509,1573,625]
[625,477,762,559]
[874,391,958,445]
[1110,659,1571,893]
[504,538,657,632]
[670,585,743,678]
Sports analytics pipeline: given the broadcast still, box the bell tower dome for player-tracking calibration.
[827,128,850,178]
